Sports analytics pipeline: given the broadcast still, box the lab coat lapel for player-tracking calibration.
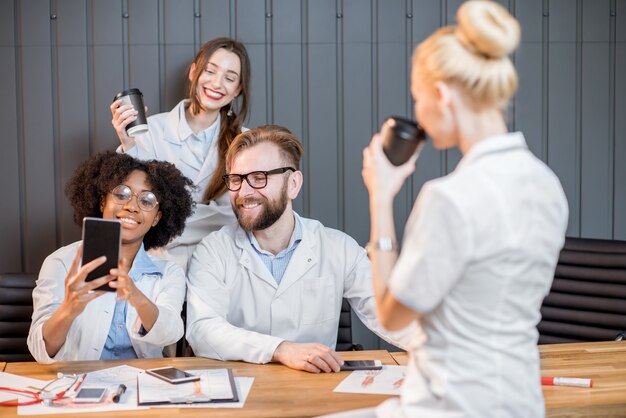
[274,228,317,298]
[234,227,279,290]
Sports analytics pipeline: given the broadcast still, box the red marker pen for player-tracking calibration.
[541,376,593,388]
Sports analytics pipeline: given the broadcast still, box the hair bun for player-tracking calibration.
[456,0,520,59]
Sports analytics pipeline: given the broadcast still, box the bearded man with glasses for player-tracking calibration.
[186,125,412,373]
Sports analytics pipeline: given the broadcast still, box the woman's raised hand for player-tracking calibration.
[362,133,418,203]
[61,245,113,317]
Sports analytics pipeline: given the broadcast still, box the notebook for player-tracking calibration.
[136,368,238,405]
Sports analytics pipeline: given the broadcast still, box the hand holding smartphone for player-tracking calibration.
[340,360,383,371]
[146,367,200,384]
[81,217,121,292]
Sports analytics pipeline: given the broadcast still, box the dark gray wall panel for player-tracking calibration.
[164,0,194,45]
[56,0,87,46]
[163,45,194,111]
[614,1,626,239]
[92,46,125,152]
[90,0,123,46]
[245,43,268,128]
[615,48,626,239]
[548,44,578,236]
[0,44,22,271]
[412,0,441,42]
[200,0,232,41]
[236,0,266,43]
[128,0,160,45]
[129,46,162,116]
[273,44,304,215]
[580,43,611,238]
[21,46,57,272]
[515,43,543,158]
[307,49,340,227]
[19,0,49,46]
[273,0,301,44]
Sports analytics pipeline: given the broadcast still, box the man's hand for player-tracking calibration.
[272,341,344,373]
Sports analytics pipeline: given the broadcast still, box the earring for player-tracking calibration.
[227,104,234,117]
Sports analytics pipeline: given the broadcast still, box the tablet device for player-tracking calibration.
[146,367,201,384]
[340,360,383,371]
[81,217,121,292]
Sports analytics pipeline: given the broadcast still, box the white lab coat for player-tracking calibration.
[27,241,186,364]
[117,99,236,271]
[186,215,412,364]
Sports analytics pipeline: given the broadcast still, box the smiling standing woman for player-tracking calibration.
[325,1,569,418]
[27,151,194,363]
[110,37,251,271]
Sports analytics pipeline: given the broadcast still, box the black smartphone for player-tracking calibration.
[81,217,121,292]
[340,360,383,371]
[146,367,201,384]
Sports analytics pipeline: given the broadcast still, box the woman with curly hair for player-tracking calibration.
[110,37,251,271]
[27,151,194,363]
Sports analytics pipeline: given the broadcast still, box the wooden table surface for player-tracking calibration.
[394,342,626,418]
[1,362,6,372]
[1,350,397,417]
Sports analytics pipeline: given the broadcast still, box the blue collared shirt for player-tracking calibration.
[247,214,303,284]
[100,244,162,360]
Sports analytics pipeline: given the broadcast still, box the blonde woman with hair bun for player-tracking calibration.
[324,1,569,417]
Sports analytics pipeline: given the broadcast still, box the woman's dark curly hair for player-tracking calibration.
[65,151,194,250]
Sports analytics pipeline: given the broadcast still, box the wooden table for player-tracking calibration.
[394,342,626,417]
[540,341,626,417]
[1,350,397,417]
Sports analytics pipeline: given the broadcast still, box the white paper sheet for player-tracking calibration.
[18,365,149,415]
[0,372,49,402]
[333,365,406,395]
[149,377,254,409]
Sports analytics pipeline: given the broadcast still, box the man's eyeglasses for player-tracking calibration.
[110,184,159,212]
[222,167,296,192]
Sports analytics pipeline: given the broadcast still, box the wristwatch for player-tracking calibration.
[365,238,398,255]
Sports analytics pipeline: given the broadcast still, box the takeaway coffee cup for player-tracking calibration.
[380,116,427,166]
[113,88,148,137]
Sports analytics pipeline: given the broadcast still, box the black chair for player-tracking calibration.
[336,298,364,351]
[0,273,37,361]
[538,237,626,344]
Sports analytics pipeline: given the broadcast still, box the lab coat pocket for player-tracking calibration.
[301,276,338,325]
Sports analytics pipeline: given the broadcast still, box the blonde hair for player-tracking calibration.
[226,125,304,172]
[414,0,521,109]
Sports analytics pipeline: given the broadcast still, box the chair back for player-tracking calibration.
[336,299,363,351]
[0,273,37,361]
[538,237,626,344]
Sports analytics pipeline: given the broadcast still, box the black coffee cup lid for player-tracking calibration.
[384,116,422,141]
[113,88,143,102]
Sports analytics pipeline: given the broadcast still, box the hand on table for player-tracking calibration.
[272,341,344,373]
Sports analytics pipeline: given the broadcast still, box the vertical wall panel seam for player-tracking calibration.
[50,0,61,247]
[575,0,582,236]
[542,0,549,162]
[122,0,129,88]
[509,0,516,132]
[610,0,617,237]
[441,0,447,176]
[194,0,200,50]
[15,0,26,271]
[86,0,94,157]
[231,0,236,38]
[372,0,378,136]
[336,0,345,231]
[265,0,274,123]
[158,0,165,112]
[301,0,310,217]
[404,0,416,206]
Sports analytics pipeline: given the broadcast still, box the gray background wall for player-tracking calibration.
[1,0,625,349]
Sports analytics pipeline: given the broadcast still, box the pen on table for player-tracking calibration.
[112,384,127,403]
[541,376,593,388]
